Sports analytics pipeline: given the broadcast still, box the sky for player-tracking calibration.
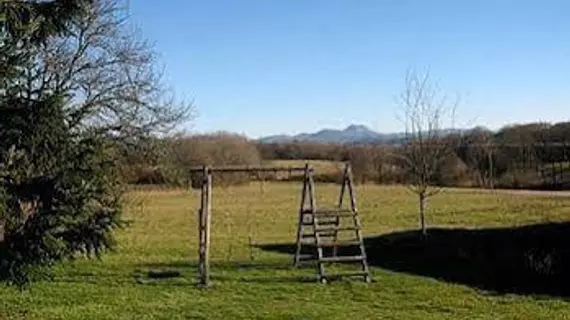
[128,0,570,138]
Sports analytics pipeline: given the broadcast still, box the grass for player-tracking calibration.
[2,183,570,319]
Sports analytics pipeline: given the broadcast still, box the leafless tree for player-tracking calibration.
[396,68,459,236]
[19,0,192,139]
[462,128,495,188]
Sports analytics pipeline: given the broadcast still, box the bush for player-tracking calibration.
[434,154,475,187]
[169,132,263,188]
[257,142,343,161]
[345,145,407,185]
[117,133,264,188]
[496,169,543,189]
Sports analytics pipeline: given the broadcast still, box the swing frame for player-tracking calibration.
[190,164,310,287]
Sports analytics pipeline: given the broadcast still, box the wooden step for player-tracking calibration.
[301,209,355,217]
[302,232,337,238]
[317,240,361,247]
[319,255,365,263]
[302,219,338,226]
[314,226,359,233]
[302,237,360,244]
[321,271,369,279]
[315,220,340,226]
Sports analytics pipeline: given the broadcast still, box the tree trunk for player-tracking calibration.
[488,150,495,189]
[419,192,427,237]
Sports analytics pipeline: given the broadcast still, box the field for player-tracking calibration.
[2,183,570,319]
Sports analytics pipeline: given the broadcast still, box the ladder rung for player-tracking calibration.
[303,233,339,238]
[319,255,365,263]
[317,240,361,247]
[302,209,355,217]
[315,226,359,233]
[302,232,337,239]
[315,212,355,218]
[322,271,369,279]
[303,220,338,226]
[315,220,340,226]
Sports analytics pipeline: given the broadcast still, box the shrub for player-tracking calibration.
[496,169,543,189]
[169,132,263,188]
[433,154,475,187]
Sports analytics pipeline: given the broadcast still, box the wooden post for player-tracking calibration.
[306,164,326,283]
[560,141,570,190]
[198,166,206,286]
[551,151,557,188]
[205,167,212,285]
[346,164,358,217]
[488,146,494,189]
[332,163,349,257]
[346,163,371,282]
[338,163,348,208]
[198,166,212,287]
[293,164,310,267]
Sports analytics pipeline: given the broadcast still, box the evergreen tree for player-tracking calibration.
[0,0,189,285]
[1,0,90,41]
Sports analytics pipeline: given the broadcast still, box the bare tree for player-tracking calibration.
[461,128,496,188]
[396,68,459,237]
[19,0,192,139]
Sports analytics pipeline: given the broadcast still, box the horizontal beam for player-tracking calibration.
[188,165,312,173]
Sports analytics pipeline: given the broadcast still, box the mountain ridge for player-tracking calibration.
[258,124,458,144]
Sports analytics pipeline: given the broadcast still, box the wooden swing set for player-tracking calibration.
[191,162,371,286]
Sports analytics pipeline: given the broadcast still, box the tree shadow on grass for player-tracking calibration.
[50,258,315,286]
[137,260,312,271]
[259,222,570,297]
[135,259,316,284]
[50,267,195,286]
[210,274,318,284]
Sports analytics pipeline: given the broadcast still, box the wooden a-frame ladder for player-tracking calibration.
[293,162,371,283]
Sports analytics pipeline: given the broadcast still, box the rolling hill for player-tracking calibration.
[259,124,462,144]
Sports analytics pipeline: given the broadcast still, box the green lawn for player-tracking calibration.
[2,183,570,319]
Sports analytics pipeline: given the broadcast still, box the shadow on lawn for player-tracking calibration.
[135,260,317,284]
[138,260,311,271]
[259,222,570,297]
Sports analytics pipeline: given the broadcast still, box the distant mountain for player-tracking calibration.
[259,124,406,144]
[259,125,465,145]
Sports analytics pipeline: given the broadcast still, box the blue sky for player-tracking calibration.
[129,0,570,138]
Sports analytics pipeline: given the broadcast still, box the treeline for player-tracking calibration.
[118,122,570,190]
[117,132,262,187]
